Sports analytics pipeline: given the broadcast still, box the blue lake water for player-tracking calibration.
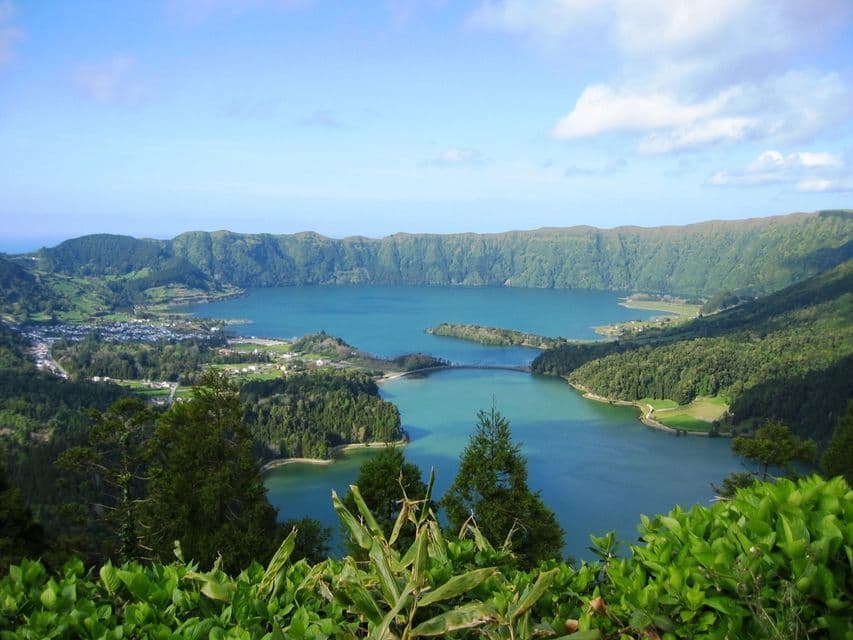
[184,286,741,558]
[183,286,661,366]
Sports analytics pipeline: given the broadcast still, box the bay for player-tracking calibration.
[185,285,741,558]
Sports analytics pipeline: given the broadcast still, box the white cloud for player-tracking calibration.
[427,147,483,166]
[72,55,146,106]
[472,1,853,154]
[638,117,757,155]
[709,149,847,190]
[0,1,23,68]
[552,85,733,139]
[552,71,852,154]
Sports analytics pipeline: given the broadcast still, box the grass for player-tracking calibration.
[652,395,730,432]
[641,397,679,410]
[230,342,293,354]
[620,299,702,318]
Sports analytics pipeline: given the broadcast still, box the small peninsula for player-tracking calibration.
[426,323,567,349]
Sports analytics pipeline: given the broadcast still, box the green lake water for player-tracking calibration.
[185,286,742,558]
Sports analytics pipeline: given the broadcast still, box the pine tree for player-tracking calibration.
[144,370,281,571]
[56,397,154,562]
[342,446,429,555]
[443,406,564,568]
[0,463,46,572]
[822,401,853,484]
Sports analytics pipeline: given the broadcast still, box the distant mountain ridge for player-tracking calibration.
[30,210,853,297]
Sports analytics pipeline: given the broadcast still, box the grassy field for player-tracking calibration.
[115,380,172,398]
[652,396,729,432]
[230,341,294,354]
[641,397,679,410]
[620,299,702,318]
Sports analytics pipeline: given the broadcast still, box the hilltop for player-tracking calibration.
[1,210,849,321]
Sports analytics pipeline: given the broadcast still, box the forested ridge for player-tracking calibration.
[241,370,401,461]
[532,260,853,442]
[18,210,853,299]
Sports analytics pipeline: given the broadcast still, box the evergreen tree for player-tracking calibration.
[443,406,564,569]
[821,401,853,484]
[0,463,46,572]
[56,397,154,562]
[144,370,281,572]
[342,446,429,555]
[731,420,816,481]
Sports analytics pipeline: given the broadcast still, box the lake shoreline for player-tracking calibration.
[568,380,716,437]
[261,438,409,473]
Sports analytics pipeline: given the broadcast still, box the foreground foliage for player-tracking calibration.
[3,474,849,639]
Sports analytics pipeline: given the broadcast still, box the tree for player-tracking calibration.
[280,516,332,565]
[443,406,564,569]
[144,370,282,572]
[0,463,47,572]
[821,401,853,484]
[56,397,154,562]
[342,446,429,555]
[731,420,816,481]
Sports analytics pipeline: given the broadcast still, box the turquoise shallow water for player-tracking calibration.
[185,286,741,559]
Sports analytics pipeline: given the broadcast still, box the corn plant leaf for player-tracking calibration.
[343,583,384,626]
[259,527,297,595]
[369,540,401,605]
[418,568,497,607]
[413,525,430,586]
[350,485,385,540]
[418,468,436,525]
[333,490,374,550]
[511,568,559,619]
[410,602,498,637]
[427,520,447,562]
[388,500,410,548]
[368,581,414,640]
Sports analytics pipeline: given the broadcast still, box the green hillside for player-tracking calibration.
[532,260,853,443]
[28,210,853,299]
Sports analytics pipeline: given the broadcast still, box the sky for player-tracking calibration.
[0,0,851,251]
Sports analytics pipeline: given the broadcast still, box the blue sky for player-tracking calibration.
[0,0,851,251]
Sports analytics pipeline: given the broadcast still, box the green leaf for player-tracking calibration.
[99,562,120,595]
[553,632,602,640]
[419,568,497,607]
[39,584,57,610]
[343,583,384,626]
[333,490,373,550]
[409,602,498,637]
[259,527,297,595]
[368,582,413,640]
[512,568,559,619]
[200,579,236,603]
[349,485,385,540]
[369,540,401,605]
[388,500,410,548]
